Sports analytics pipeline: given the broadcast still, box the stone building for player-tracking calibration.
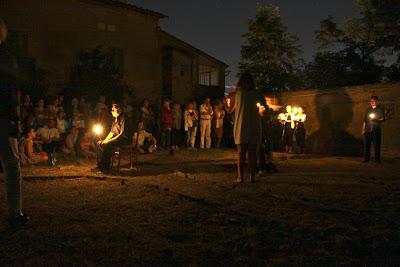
[277,83,400,157]
[1,0,227,101]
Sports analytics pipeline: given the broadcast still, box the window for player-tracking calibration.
[98,22,106,31]
[199,72,211,86]
[107,24,116,32]
[199,65,220,86]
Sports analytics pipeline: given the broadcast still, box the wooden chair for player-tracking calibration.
[110,146,122,174]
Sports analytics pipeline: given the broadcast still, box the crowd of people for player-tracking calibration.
[15,93,239,167]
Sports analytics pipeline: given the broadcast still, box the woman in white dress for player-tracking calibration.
[226,72,261,183]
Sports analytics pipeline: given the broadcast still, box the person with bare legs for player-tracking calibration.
[226,72,261,183]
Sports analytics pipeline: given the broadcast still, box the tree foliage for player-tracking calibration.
[66,47,133,101]
[239,4,302,92]
[4,31,47,95]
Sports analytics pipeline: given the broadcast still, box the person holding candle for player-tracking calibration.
[294,107,307,154]
[94,103,125,173]
[362,96,385,163]
[281,105,295,153]
[226,72,261,183]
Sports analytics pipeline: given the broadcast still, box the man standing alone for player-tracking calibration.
[362,96,385,163]
[199,98,213,149]
[0,18,29,227]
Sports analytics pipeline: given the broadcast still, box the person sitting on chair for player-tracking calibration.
[132,121,157,154]
[95,103,125,173]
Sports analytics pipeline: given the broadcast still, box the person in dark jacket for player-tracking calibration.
[0,18,29,227]
[362,96,385,163]
[95,104,125,173]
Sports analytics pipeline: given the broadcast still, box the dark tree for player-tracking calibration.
[239,4,302,92]
[66,47,133,101]
[4,31,47,96]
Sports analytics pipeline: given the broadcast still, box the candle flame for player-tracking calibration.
[93,124,103,136]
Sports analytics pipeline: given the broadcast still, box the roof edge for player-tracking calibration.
[160,30,228,68]
[84,0,167,19]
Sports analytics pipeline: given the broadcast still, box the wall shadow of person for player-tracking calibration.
[306,89,364,156]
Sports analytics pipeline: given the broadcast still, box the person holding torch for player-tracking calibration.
[362,96,385,163]
[93,103,125,173]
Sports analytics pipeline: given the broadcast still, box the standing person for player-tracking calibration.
[94,104,125,173]
[0,18,29,226]
[161,99,173,151]
[281,105,295,153]
[226,72,261,183]
[362,96,385,163]
[171,102,182,150]
[199,98,213,149]
[184,102,199,150]
[258,99,275,174]
[139,98,155,133]
[294,107,306,154]
[214,100,226,149]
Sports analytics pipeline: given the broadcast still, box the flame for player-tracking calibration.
[93,124,103,136]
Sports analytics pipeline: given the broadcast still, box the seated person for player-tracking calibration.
[95,104,125,173]
[80,130,97,159]
[36,118,60,165]
[19,127,48,166]
[72,110,85,129]
[132,121,157,154]
[61,126,79,156]
[57,110,69,135]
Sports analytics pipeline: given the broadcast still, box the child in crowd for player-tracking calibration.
[72,110,85,129]
[61,126,79,156]
[36,118,60,165]
[80,130,97,158]
[34,98,47,127]
[132,121,157,154]
[19,127,48,166]
[57,111,69,135]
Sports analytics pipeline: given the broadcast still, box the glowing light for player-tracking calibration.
[93,124,103,136]
[226,98,231,107]
[369,113,376,119]
[292,106,299,114]
[257,102,261,107]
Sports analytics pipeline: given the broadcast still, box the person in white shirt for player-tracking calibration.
[36,118,60,165]
[226,72,261,183]
[132,122,157,154]
[199,98,213,149]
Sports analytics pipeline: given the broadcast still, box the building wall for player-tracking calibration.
[1,0,163,99]
[277,83,400,157]
[159,32,226,103]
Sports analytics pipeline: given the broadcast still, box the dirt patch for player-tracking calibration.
[1,150,400,266]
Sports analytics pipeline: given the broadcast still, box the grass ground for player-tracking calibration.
[1,149,400,266]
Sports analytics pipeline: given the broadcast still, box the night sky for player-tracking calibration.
[130,0,359,85]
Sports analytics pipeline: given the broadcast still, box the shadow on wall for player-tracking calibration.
[306,89,364,156]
